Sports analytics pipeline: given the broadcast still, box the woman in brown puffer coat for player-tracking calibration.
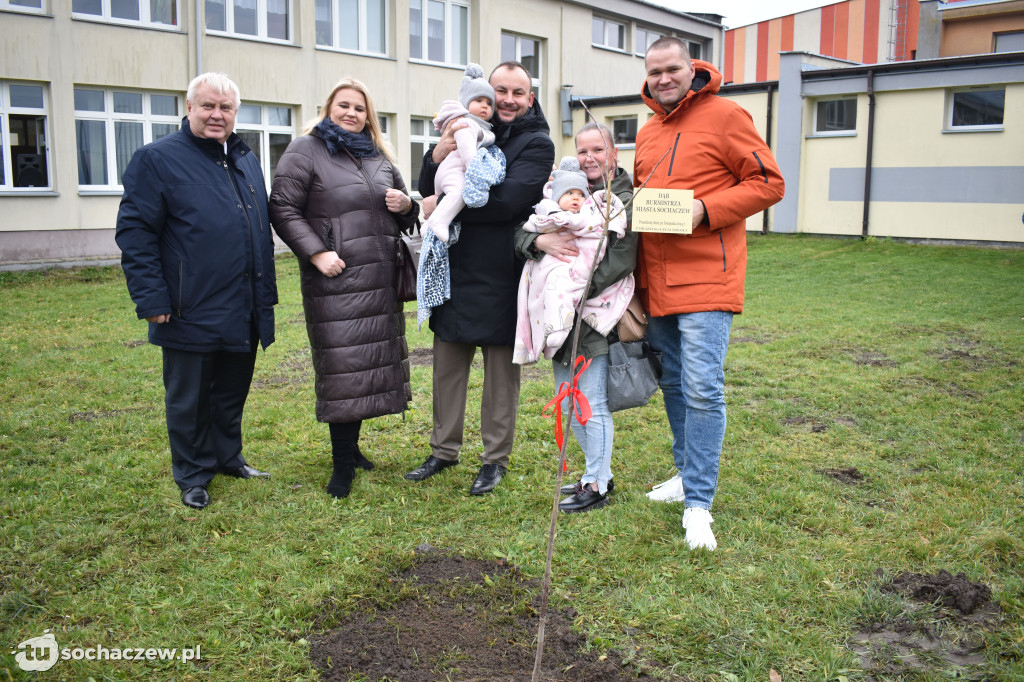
[270,77,418,499]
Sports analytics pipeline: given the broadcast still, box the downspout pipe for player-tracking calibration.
[195,0,203,76]
[763,83,774,235]
[862,69,876,238]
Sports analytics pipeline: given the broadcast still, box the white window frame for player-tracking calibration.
[945,87,1005,133]
[377,114,390,139]
[811,97,857,137]
[71,0,180,30]
[234,102,295,188]
[687,39,703,61]
[73,88,182,192]
[409,0,469,67]
[408,116,440,196]
[609,116,638,149]
[205,0,292,44]
[1,0,46,15]
[315,0,389,56]
[501,32,542,96]
[592,16,626,52]
[1,81,51,193]
[635,27,662,56]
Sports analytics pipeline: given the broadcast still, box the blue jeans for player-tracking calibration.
[646,311,733,510]
[552,354,613,495]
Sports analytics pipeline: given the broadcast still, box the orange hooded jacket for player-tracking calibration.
[633,59,784,316]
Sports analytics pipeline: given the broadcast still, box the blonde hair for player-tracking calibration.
[303,78,394,162]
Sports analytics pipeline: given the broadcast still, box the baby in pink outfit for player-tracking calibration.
[514,157,633,365]
[424,63,496,243]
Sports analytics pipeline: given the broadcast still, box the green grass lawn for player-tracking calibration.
[2,235,1022,680]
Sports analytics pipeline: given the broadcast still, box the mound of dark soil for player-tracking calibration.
[882,570,992,615]
[310,552,647,681]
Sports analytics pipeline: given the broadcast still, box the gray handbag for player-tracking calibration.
[606,340,662,412]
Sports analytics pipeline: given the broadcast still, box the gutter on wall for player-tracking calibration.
[195,0,203,76]
[862,69,876,238]
[763,83,774,235]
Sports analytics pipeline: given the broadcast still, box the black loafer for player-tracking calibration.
[404,455,458,481]
[469,463,507,495]
[181,486,210,509]
[559,477,614,495]
[559,484,609,513]
[222,464,270,479]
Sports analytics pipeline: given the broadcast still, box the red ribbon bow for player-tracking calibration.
[542,356,593,456]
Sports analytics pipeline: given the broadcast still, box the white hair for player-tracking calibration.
[186,72,241,108]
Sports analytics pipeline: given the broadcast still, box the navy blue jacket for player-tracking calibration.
[419,99,554,346]
[116,119,277,352]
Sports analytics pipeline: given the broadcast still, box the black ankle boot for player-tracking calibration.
[353,447,375,471]
[326,454,355,498]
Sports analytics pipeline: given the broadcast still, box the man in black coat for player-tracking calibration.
[116,73,277,510]
[405,62,555,494]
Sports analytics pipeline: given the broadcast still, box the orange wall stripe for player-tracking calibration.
[767,18,783,80]
[835,2,850,59]
[757,20,770,82]
[725,29,735,83]
[821,3,836,55]
[864,0,880,62]
[782,14,795,51]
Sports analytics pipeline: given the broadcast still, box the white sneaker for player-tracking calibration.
[646,475,684,502]
[682,507,717,551]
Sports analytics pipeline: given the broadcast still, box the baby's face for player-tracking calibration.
[558,189,586,213]
[467,97,493,120]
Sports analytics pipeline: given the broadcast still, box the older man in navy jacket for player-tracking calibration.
[116,72,277,510]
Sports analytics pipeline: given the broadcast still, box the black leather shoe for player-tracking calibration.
[181,486,210,509]
[222,464,270,479]
[560,477,614,495]
[559,484,609,513]
[404,455,458,481]
[469,463,507,495]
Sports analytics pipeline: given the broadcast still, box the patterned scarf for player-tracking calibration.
[313,118,378,158]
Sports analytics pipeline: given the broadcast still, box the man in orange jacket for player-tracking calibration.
[633,37,785,550]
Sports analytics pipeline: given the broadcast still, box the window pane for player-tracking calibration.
[73,0,102,15]
[501,33,515,62]
[816,99,856,132]
[952,90,1004,127]
[315,0,331,45]
[115,121,144,184]
[689,41,702,60]
[152,122,178,140]
[410,118,423,136]
[9,85,44,109]
[268,0,288,40]
[234,0,258,35]
[339,0,358,49]
[151,94,178,116]
[12,0,44,7]
[612,118,637,144]
[994,31,1024,53]
[237,130,262,161]
[206,0,226,30]
[410,141,424,192]
[520,38,538,80]
[615,23,624,49]
[74,89,106,112]
[151,0,177,24]
[592,18,602,45]
[377,115,389,134]
[367,0,386,54]
[427,0,444,62]
[238,104,261,125]
[409,0,422,58]
[268,107,291,126]
[111,0,140,20]
[113,92,144,114]
[452,4,467,65]
[269,132,290,179]
[9,115,48,188]
[76,120,108,185]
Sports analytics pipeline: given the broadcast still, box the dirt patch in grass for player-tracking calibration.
[69,407,150,423]
[123,339,147,348]
[783,416,828,432]
[310,550,652,681]
[850,570,1001,680]
[409,347,433,367]
[819,466,865,485]
[521,364,552,383]
[853,351,898,367]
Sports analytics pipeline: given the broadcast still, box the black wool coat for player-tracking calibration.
[270,134,418,423]
[419,100,555,347]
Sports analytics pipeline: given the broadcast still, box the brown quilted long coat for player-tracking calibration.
[269,134,417,423]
